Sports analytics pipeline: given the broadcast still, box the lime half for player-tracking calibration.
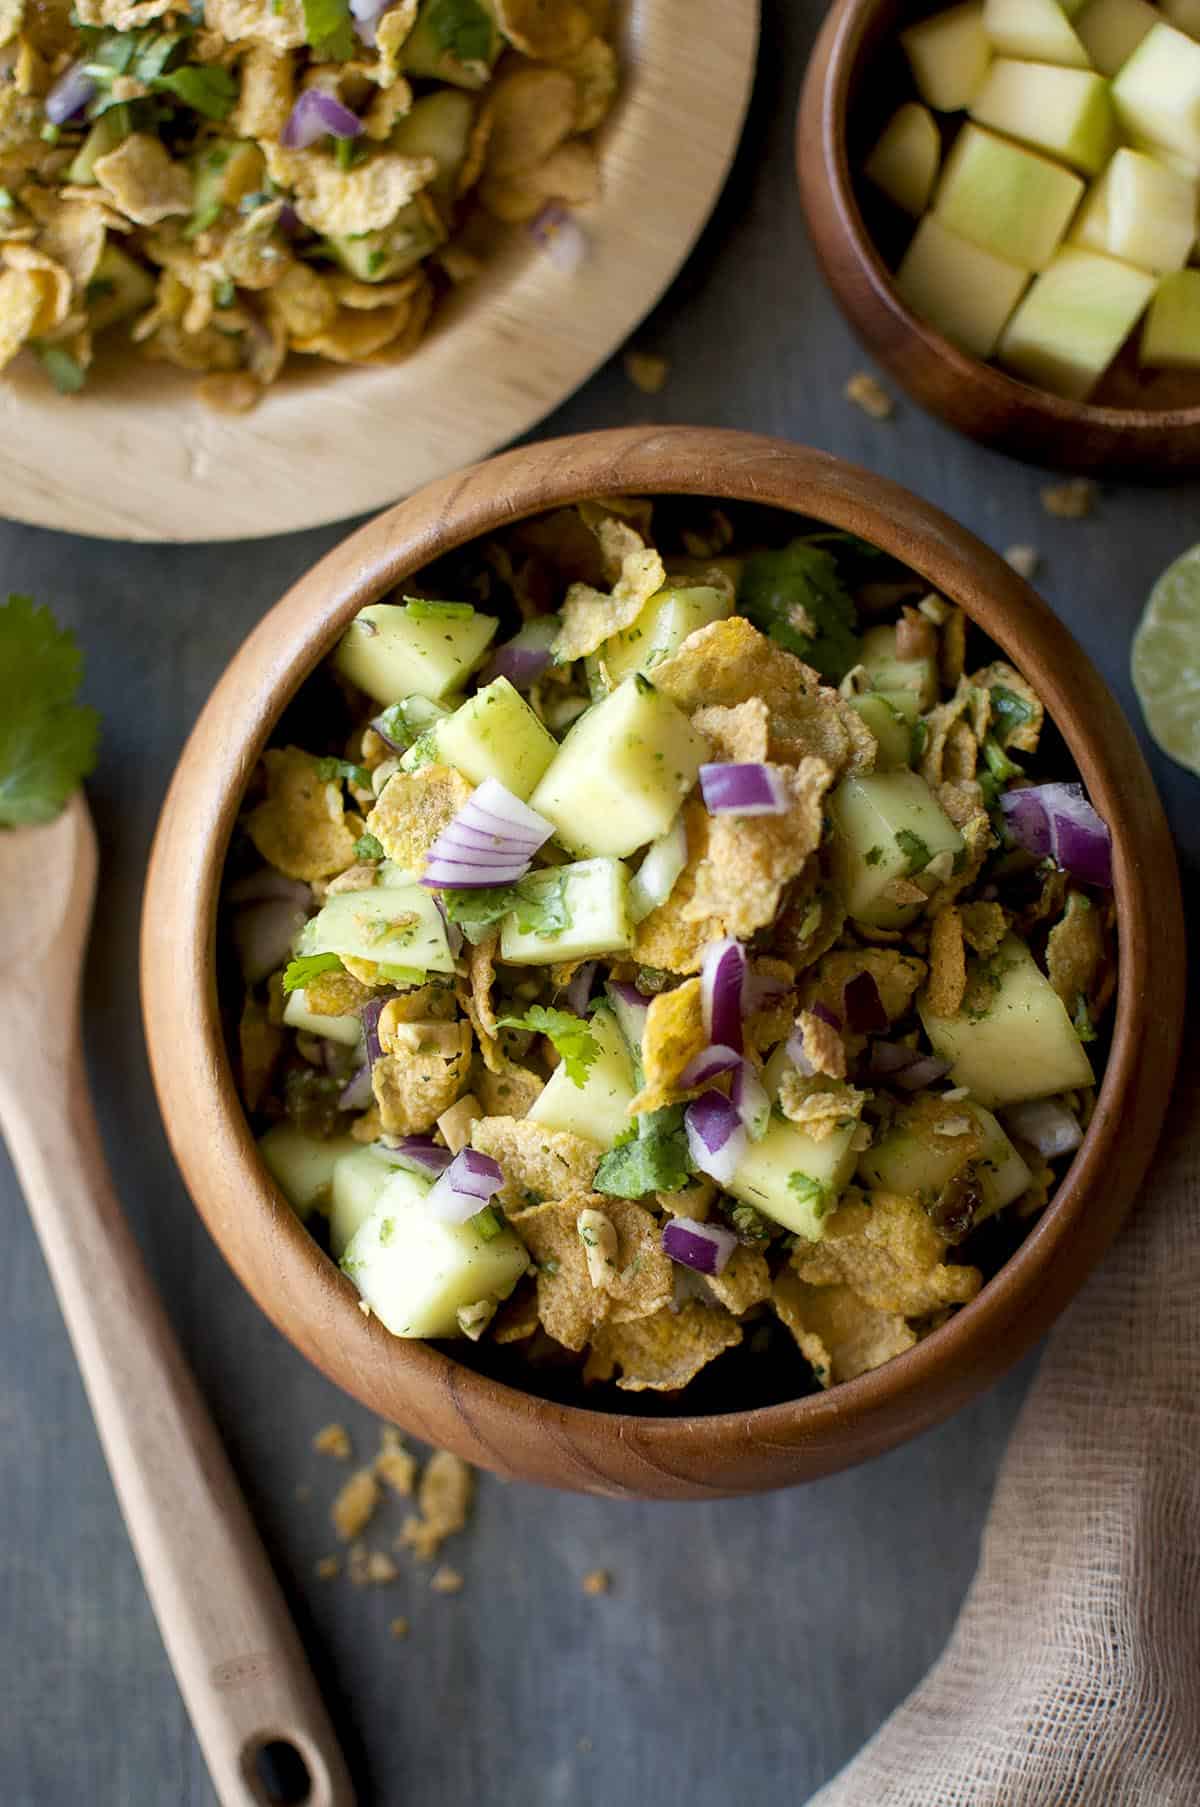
[1131,544,1200,778]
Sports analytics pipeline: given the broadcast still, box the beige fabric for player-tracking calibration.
[810,1062,1200,1807]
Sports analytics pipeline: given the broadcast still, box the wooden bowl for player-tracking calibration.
[141,426,1185,1499]
[797,0,1200,475]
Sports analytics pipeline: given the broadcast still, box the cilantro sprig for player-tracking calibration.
[594,1105,693,1198]
[737,537,862,681]
[0,596,99,828]
[441,872,572,944]
[282,951,343,993]
[497,1005,598,1088]
[302,0,356,61]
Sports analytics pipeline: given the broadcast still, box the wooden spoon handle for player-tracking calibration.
[0,1038,355,1807]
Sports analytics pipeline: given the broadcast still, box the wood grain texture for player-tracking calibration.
[797,0,1200,475]
[140,424,1186,1503]
[0,797,354,1807]
[0,0,757,544]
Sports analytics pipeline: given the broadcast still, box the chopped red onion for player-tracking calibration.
[784,1028,815,1077]
[338,1064,373,1111]
[529,202,588,273]
[227,869,311,909]
[1000,783,1112,888]
[361,996,387,1069]
[743,968,792,1013]
[281,87,363,149]
[421,778,553,889]
[376,1135,453,1177]
[606,980,651,1056]
[232,899,307,983]
[1001,1097,1083,1160]
[565,961,597,1017]
[701,937,746,1053]
[628,813,688,923]
[425,1147,505,1223]
[432,894,463,957]
[684,1090,746,1187]
[869,1039,922,1077]
[45,60,96,124]
[349,0,390,42]
[811,1001,842,1031]
[731,1059,770,1139]
[477,618,558,691]
[699,762,789,817]
[679,1043,741,1088]
[843,970,889,1034]
[662,1215,738,1277]
[894,1055,951,1091]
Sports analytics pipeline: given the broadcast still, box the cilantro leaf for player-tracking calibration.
[441,872,572,944]
[354,832,384,862]
[316,755,371,788]
[737,538,861,681]
[497,1006,598,1087]
[594,1105,693,1198]
[0,596,99,827]
[989,684,1034,744]
[894,828,931,874]
[787,1171,832,1219]
[425,0,494,63]
[282,951,343,993]
[153,63,237,119]
[33,343,87,394]
[302,0,356,60]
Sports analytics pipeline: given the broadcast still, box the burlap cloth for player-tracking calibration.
[809,1058,1200,1807]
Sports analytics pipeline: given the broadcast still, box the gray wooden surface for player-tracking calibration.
[2,4,1197,1803]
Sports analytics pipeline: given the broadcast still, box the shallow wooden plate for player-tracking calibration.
[0,0,758,542]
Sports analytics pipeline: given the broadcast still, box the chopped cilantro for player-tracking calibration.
[366,249,387,276]
[594,1105,693,1198]
[894,827,932,874]
[0,596,99,827]
[989,684,1034,743]
[496,1006,598,1088]
[737,537,861,681]
[982,735,1023,783]
[40,122,60,144]
[33,343,87,394]
[378,1216,396,1246]
[910,718,928,761]
[185,200,223,238]
[316,755,371,788]
[864,844,885,868]
[787,1171,831,1218]
[424,0,494,64]
[469,1205,502,1241]
[281,951,343,993]
[334,135,366,170]
[403,598,475,621]
[375,963,424,985]
[302,0,356,59]
[85,275,115,303]
[354,832,384,862]
[153,62,237,119]
[727,1201,770,1242]
[214,277,236,308]
[441,871,571,943]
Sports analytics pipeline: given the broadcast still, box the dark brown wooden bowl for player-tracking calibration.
[797,0,1200,475]
[141,427,1185,1499]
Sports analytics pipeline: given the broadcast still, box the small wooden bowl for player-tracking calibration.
[797,0,1200,475]
[141,426,1184,1500]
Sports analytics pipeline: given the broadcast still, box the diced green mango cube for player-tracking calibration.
[1075,0,1158,73]
[430,676,558,799]
[330,1146,413,1258]
[87,244,156,333]
[1072,149,1197,273]
[258,1125,358,1221]
[859,623,938,711]
[529,675,708,859]
[327,201,442,283]
[727,1117,859,1238]
[983,0,1090,65]
[402,0,502,87]
[335,602,498,704]
[283,987,365,1048]
[297,873,454,973]
[846,693,913,769]
[388,90,476,201]
[499,857,632,964]
[901,3,992,110]
[828,771,965,929]
[1112,23,1200,167]
[526,1003,636,1145]
[971,61,1115,175]
[864,102,942,216]
[896,215,1030,358]
[919,934,1095,1106]
[1141,267,1200,366]
[341,1188,529,1339]
[998,246,1157,399]
[857,1100,1031,1217]
[588,584,734,691]
[934,124,1084,271]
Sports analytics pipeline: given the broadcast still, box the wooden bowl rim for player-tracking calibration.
[797,0,1200,439]
[141,425,1185,1492]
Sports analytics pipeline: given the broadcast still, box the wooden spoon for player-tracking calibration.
[0,794,355,1807]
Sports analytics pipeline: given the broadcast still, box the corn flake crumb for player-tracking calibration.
[399,1449,474,1559]
[430,1565,464,1594]
[1041,478,1096,519]
[845,370,894,420]
[374,1425,417,1497]
[348,1543,399,1586]
[331,1466,381,1542]
[313,1422,352,1462]
[314,1555,341,1581]
[624,349,669,394]
[582,1568,611,1596]
[389,1616,410,1641]
[1004,544,1040,580]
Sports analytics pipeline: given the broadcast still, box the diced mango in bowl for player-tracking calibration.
[862,0,1200,397]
